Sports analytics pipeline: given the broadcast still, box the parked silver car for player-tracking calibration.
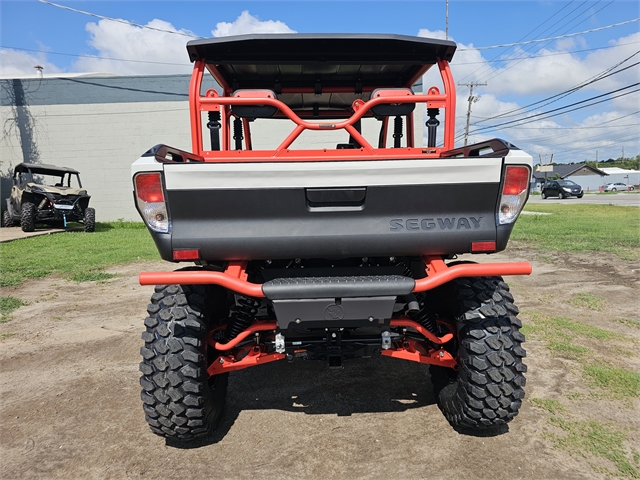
[602,182,635,192]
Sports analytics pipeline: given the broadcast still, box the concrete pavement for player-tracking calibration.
[0,226,82,243]
[527,192,640,206]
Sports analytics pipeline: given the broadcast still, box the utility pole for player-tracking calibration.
[446,0,449,39]
[458,82,486,146]
[538,153,553,183]
[596,149,598,168]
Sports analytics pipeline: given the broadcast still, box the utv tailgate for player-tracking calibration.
[155,157,512,261]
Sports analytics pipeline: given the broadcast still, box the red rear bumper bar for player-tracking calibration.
[413,255,532,292]
[139,256,532,296]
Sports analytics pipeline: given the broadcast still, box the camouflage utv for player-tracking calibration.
[2,163,95,233]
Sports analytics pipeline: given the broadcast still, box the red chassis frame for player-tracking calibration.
[187,59,457,161]
[140,257,531,376]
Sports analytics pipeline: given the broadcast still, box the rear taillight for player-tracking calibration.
[498,166,530,225]
[134,172,169,233]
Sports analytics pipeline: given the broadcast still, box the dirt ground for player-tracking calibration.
[1,246,639,480]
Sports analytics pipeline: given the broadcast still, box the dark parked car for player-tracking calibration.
[2,163,95,232]
[541,179,583,199]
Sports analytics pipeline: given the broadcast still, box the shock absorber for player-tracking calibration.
[408,294,438,335]
[225,295,259,341]
[207,111,221,151]
[426,108,440,148]
[393,115,403,148]
[233,118,243,150]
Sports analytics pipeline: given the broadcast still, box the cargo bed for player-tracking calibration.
[133,143,531,262]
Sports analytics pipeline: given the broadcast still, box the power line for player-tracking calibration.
[5,41,634,71]
[40,107,188,117]
[545,126,638,149]
[453,42,636,65]
[37,0,204,39]
[456,0,581,83]
[521,115,640,146]
[461,84,640,138]
[0,45,191,66]
[458,17,640,51]
[39,0,638,51]
[473,124,637,130]
[471,54,640,125]
[467,87,639,138]
[478,0,615,85]
[552,131,640,157]
[463,0,598,84]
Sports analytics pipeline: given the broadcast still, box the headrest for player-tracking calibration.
[369,88,415,117]
[231,90,279,118]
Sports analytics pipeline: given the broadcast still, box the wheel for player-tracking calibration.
[83,207,95,232]
[577,194,583,198]
[430,276,527,436]
[140,283,229,442]
[541,191,547,199]
[20,202,36,232]
[558,191,566,199]
[2,210,14,227]
[612,188,617,192]
[630,187,635,191]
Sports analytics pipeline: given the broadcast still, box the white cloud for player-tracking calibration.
[417,29,448,41]
[212,11,296,37]
[0,48,63,77]
[72,18,195,75]
[67,11,296,75]
[418,28,639,162]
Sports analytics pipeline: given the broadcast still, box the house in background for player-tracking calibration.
[531,163,609,192]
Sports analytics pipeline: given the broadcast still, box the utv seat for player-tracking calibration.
[369,88,415,148]
[231,90,279,119]
[369,88,415,117]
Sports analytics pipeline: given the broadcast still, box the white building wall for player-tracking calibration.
[1,101,192,221]
[1,76,427,222]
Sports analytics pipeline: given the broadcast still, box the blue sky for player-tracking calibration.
[1,0,638,163]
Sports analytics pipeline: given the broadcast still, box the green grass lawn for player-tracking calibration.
[0,222,159,287]
[1,204,639,287]
[513,204,640,260]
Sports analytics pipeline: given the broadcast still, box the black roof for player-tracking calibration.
[186,34,456,91]
[532,163,608,180]
[14,163,80,176]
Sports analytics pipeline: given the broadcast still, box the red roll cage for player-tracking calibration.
[185,34,458,162]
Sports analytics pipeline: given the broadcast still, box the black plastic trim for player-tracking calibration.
[187,34,456,64]
[263,275,415,300]
[440,139,520,158]
[273,296,397,330]
[142,144,204,163]
[158,182,504,260]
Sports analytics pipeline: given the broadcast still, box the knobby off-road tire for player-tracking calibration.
[20,202,36,232]
[140,284,229,442]
[430,276,527,436]
[2,210,14,227]
[83,207,95,232]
